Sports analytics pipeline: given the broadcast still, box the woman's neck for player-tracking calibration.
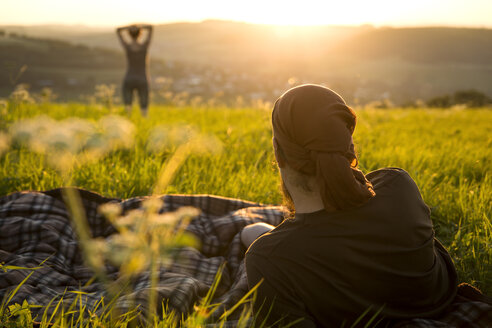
[280,167,329,214]
[291,189,325,214]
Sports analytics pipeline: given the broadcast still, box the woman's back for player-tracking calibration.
[246,168,457,326]
[123,43,149,80]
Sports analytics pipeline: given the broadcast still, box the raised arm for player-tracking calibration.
[116,26,129,47]
[141,24,153,47]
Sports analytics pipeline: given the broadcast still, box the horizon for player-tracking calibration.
[2,0,492,28]
[1,19,492,30]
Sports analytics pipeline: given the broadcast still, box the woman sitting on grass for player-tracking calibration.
[242,84,458,327]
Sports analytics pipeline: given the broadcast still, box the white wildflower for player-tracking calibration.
[149,206,199,227]
[142,197,164,213]
[98,203,122,221]
[99,115,135,150]
[114,209,144,230]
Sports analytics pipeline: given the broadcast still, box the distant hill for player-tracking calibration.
[3,21,491,65]
[334,27,492,65]
[0,33,172,100]
[1,21,491,103]
[0,21,365,68]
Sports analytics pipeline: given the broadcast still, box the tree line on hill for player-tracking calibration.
[426,90,491,108]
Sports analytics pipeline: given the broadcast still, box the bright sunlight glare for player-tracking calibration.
[1,0,491,27]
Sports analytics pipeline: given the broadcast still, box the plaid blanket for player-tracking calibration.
[0,188,490,327]
[0,188,285,325]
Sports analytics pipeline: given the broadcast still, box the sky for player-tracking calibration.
[2,0,492,27]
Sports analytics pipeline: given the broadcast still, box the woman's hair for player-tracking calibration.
[128,26,141,40]
[280,176,295,218]
[272,84,375,212]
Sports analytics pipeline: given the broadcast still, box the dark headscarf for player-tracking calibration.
[272,84,375,211]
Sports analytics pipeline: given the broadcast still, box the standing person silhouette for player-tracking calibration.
[116,24,153,116]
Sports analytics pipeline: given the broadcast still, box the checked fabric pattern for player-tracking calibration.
[392,284,492,328]
[0,188,491,327]
[0,188,285,324]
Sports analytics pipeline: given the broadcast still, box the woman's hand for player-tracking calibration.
[241,222,275,249]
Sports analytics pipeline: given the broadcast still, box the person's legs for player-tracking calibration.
[137,80,149,117]
[122,79,133,114]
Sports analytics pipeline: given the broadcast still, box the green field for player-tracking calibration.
[0,101,491,325]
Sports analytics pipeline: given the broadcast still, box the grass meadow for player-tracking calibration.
[0,100,491,326]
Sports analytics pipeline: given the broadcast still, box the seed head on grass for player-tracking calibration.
[98,115,135,151]
[96,197,202,325]
[0,132,10,156]
[9,115,135,175]
[98,199,200,277]
[9,84,34,104]
[94,84,117,110]
[0,99,7,117]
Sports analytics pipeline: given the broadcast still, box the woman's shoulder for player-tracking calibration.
[365,167,426,201]
[246,219,305,258]
[366,167,409,178]
[366,167,415,187]
[365,168,428,210]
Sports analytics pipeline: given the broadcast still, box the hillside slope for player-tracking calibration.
[1,21,491,102]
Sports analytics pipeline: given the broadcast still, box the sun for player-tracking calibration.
[228,1,386,26]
